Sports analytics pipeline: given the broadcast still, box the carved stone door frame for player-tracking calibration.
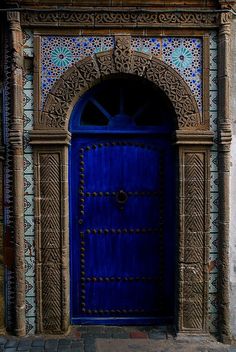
[30,36,214,335]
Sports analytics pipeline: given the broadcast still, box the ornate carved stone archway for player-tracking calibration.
[38,36,201,131]
[30,36,213,334]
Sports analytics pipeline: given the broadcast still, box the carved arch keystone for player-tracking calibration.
[39,35,201,131]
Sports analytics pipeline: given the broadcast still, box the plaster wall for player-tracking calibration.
[230,16,236,338]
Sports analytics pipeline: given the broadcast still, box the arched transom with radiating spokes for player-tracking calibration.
[70,75,177,133]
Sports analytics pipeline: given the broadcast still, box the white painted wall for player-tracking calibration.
[230,16,236,337]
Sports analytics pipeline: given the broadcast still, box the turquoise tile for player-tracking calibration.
[210,151,218,172]
[23,74,33,90]
[210,212,219,233]
[24,195,34,216]
[210,49,217,70]
[24,174,34,195]
[23,29,34,48]
[26,317,36,335]
[209,272,218,293]
[25,297,36,318]
[209,31,217,50]
[25,276,35,296]
[210,172,219,193]
[208,293,218,313]
[24,215,35,237]
[209,233,218,254]
[24,153,33,175]
[210,91,218,111]
[23,90,34,110]
[23,47,34,58]
[25,236,35,257]
[25,256,35,279]
[209,69,217,91]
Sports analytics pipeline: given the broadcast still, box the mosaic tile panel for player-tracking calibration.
[41,36,202,113]
[23,29,36,335]
[41,36,114,103]
[208,30,219,334]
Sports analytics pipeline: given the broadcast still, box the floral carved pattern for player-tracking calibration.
[21,11,219,28]
[40,35,201,130]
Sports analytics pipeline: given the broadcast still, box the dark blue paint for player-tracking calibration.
[69,77,176,325]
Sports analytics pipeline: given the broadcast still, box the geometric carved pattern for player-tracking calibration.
[39,154,61,332]
[40,35,201,131]
[179,152,208,332]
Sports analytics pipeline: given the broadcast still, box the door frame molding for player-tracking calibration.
[30,35,215,335]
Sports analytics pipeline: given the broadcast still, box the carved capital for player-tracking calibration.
[220,11,233,25]
[7,11,21,31]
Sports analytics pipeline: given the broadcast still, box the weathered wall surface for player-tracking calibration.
[230,15,236,337]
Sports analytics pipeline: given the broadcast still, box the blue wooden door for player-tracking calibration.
[70,78,176,325]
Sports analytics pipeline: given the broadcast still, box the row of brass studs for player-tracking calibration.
[85,191,159,197]
[80,232,86,310]
[79,149,85,225]
[83,277,158,282]
[83,228,159,234]
[83,142,158,151]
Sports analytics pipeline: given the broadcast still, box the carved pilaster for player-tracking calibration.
[7,11,25,337]
[218,11,233,344]
[176,131,212,335]
[31,131,70,334]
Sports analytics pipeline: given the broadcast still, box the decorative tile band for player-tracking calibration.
[41,35,202,113]
[208,30,219,334]
[23,29,36,335]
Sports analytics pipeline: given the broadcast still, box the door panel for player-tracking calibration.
[70,136,175,324]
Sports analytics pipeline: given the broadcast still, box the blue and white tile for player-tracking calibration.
[208,293,218,313]
[209,252,218,274]
[23,47,34,58]
[209,31,217,50]
[23,74,33,90]
[23,90,34,110]
[24,195,34,215]
[25,237,35,257]
[26,317,36,335]
[24,153,33,174]
[25,256,35,277]
[25,277,35,296]
[210,172,219,193]
[24,174,34,195]
[209,273,218,294]
[24,110,34,131]
[25,297,36,317]
[210,91,218,111]
[209,111,218,132]
[210,151,218,172]
[210,233,219,254]
[23,29,34,48]
[209,69,217,91]
[25,215,35,237]
[210,50,218,70]
[210,212,219,233]
[208,313,218,333]
[210,192,219,213]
